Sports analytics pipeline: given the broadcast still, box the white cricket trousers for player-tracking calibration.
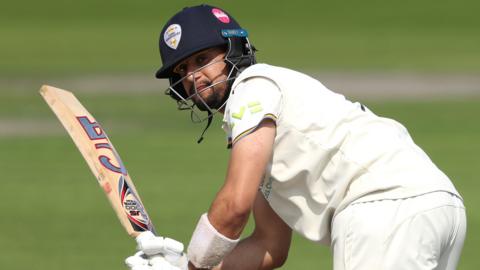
[331,191,466,270]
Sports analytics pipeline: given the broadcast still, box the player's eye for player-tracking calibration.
[174,64,187,76]
[196,55,207,65]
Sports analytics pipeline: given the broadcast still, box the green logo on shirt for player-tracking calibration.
[248,101,263,114]
[231,101,263,120]
[232,106,245,119]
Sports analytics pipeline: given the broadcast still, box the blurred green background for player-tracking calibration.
[1,1,479,269]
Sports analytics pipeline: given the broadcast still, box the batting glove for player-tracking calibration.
[125,231,188,270]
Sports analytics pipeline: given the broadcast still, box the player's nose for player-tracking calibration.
[185,68,202,83]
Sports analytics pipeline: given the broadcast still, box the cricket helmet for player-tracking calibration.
[155,4,256,101]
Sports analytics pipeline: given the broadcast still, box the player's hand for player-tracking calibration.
[125,231,188,270]
[135,231,184,256]
[125,251,188,270]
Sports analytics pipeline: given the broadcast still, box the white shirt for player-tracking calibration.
[222,64,460,245]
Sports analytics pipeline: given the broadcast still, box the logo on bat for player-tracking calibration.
[77,116,127,175]
[77,115,154,233]
[119,176,154,232]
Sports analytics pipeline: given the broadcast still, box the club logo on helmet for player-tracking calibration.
[164,24,182,50]
[211,8,230,23]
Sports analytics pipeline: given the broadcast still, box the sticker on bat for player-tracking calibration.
[77,116,128,176]
[118,176,155,233]
[77,116,106,140]
[98,154,127,175]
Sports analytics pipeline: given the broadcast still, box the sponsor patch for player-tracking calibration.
[164,24,182,49]
[221,29,248,38]
[212,8,230,23]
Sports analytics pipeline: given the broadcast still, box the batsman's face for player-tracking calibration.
[173,47,229,111]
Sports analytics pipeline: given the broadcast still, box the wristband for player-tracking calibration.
[187,213,240,268]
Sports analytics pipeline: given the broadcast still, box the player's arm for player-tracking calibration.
[187,119,277,269]
[208,119,276,238]
[215,192,292,270]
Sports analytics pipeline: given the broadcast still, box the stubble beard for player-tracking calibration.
[191,82,227,111]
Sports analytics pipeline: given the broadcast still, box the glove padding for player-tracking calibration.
[136,231,184,256]
[125,251,187,270]
[125,231,188,270]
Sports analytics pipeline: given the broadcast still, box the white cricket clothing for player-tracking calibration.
[222,64,462,245]
[331,191,466,270]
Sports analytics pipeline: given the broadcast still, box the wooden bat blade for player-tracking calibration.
[40,85,156,237]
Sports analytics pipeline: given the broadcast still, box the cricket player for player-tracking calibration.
[125,4,466,270]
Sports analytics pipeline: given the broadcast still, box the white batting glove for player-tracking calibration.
[125,251,187,270]
[125,231,188,270]
[136,231,184,256]
[125,251,150,270]
[149,254,187,270]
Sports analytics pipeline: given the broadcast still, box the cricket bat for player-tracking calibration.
[40,85,156,238]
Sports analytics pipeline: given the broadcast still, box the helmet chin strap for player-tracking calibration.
[196,110,213,144]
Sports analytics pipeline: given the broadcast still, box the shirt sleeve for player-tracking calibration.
[223,77,282,147]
